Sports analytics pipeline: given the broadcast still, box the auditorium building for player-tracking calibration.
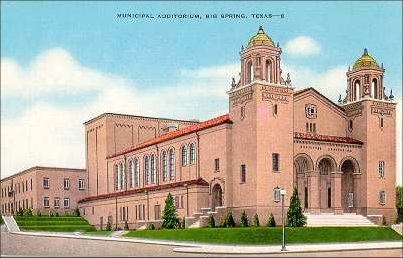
[76,27,396,229]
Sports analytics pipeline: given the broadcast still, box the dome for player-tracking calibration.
[352,48,380,70]
[247,26,275,48]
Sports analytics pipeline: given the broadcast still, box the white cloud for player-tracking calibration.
[284,36,321,57]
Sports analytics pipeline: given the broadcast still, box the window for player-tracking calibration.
[169,148,175,180]
[119,163,125,189]
[43,197,50,208]
[378,161,385,178]
[64,198,70,208]
[174,196,180,209]
[181,145,188,166]
[181,196,184,209]
[134,158,139,186]
[79,179,85,190]
[144,156,150,184]
[151,154,156,184]
[348,120,353,131]
[189,143,196,165]
[30,179,33,190]
[273,187,281,203]
[241,164,246,183]
[380,118,384,128]
[25,181,28,192]
[154,205,161,220]
[274,104,278,115]
[162,151,168,181]
[215,158,220,171]
[43,178,49,189]
[379,191,386,205]
[64,178,70,190]
[129,160,134,188]
[54,197,60,208]
[305,104,317,118]
[272,153,280,172]
[114,164,118,191]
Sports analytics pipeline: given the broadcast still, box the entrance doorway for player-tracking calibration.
[341,159,356,213]
[211,184,223,211]
[317,157,334,211]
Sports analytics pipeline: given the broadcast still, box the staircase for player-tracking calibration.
[305,213,377,227]
[2,215,20,232]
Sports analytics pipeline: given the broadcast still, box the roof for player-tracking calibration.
[78,178,209,204]
[352,48,380,71]
[83,112,199,126]
[1,166,86,182]
[109,114,231,159]
[294,132,363,145]
[247,26,275,48]
[294,87,346,113]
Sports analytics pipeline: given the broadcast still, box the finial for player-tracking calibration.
[277,42,280,48]
[363,48,368,55]
[259,25,263,30]
[231,77,236,88]
[381,63,384,68]
[338,94,342,103]
[348,66,350,71]
[241,45,244,50]
[389,89,394,100]
[285,73,292,86]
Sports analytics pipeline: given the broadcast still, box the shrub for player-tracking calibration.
[55,212,59,217]
[221,210,235,228]
[240,210,248,227]
[208,214,215,228]
[147,223,155,230]
[253,213,260,227]
[17,208,24,216]
[23,208,33,217]
[161,193,178,229]
[49,211,54,217]
[286,187,306,227]
[106,221,112,231]
[124,221,129,230]
[396,207,403,224]
[73,207,80,217]
[267,212,276,227]
[64,212,71,217]
[182,216,186,229]
[37,211,41,216]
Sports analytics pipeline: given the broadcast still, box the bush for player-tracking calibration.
[161,193,178,229]
[286,187,306,227]
[147,223,155,230]
[106,221,112,231]
[73,207,80,217]
[17,208,24,216]
[124,221,129,230]
[208,214,215,228]
[23,208,33,217]
[37,211,41,216]
[395,207,403,224]
[221,210,235,228]
[253,213,260,227]
[49,211,54,217]
[267,212,276,227]
[240,210,248,227]
[64,212,71,217]
[55,212,59,217]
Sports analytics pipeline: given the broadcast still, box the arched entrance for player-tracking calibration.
[211,184,223,211]
[317,157,336,212]
[340,159,359,213]
[294,154,314,210]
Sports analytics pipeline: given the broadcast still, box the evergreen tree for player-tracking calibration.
[253,213,260,227]
[396,186,403,223]
[240,210,249,227]
[267,212,276,227]
[225,210,235,227]
[286,187,306,227]
[208,214,215,228]
[161,193,178,229]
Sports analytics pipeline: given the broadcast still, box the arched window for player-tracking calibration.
[355,80,360,101]
[144,156,150,185]
[134,158,139,187]
[119,163,125,189]
[169,148,175,180]
[265,59,272,82]
[129,160,134,188]
[181,145,187,166]
[371,79,378,99]
[162,151,167,181]
[151,154,156,184]
[246,60,253,84]
[114,164,118,190]
[189,143,196,165]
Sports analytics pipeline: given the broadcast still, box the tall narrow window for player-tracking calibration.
[43,178,49,189]
[54,197,60,208]
[129,160,134,188]
[169,148,175,180]
[380,118,384,128]
[78,179,85,190]
[119,163,125,189]
[240,164,246,183]
[379,190,386,205]
[64,178,70,190]
[134,158,139,186]
[162,151,168,181]
[274,104,278,115]
[246,60,253,84]
[371,78,378,99]
[151,154,156,184]
[64,198,70,208]
[114,164,119,190]
[355,80,360,101]
[306,122,309,132]
[272,153,280,172]
[273,187,281,203]
[189,143,196,165]
[348,120,353,131]
[378,161,385,178]
[214,158,220,171]
[144,156,150,185]
[312,123,316,133]
[43,197,50,208]
[181,145,188,166]
[266,59,272,82]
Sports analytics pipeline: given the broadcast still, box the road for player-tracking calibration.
[1,232,402,257]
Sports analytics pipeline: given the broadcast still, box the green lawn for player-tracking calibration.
[123,227,402,245]
[14,216,96,232]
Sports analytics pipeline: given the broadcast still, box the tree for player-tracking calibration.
[161,193,178,229]
[73,207,80,217]
[396,185,403,223]
[240,210,248,227]
[267,212,276,227]
[208,214,215,228]
[286,187,306,227]
[253,213,260,227]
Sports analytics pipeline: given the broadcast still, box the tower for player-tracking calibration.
[343,49,396,223]
[228,26,294,221]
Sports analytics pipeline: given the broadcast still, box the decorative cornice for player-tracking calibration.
[294,132,363,145]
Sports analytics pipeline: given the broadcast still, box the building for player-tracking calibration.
[1,166,87,215]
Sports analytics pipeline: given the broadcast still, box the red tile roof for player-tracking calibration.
[109,114,231,159]
[294,132,363,145]
[78,178,209,203]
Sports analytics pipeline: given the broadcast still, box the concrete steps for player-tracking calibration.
[1,215,20,232]
[305,213,377,227]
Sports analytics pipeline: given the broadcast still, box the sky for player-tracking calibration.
[1,1,402,185]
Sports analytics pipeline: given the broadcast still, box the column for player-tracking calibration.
[331,171,343,214]
[353,173,361,214]
[308,170,320,214]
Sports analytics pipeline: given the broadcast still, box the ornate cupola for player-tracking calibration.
[345,48,385,103]
[237,26,285,87]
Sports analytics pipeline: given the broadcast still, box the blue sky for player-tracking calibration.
[1,1,402,182]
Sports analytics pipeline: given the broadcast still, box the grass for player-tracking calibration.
[14,216,96,232]
[123,227,402,245]
[82,230,112,236]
